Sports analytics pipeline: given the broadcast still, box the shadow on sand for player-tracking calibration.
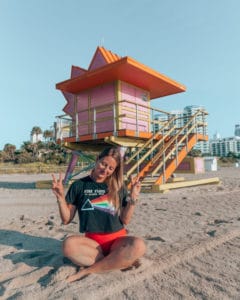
[0,229,72,292]
[0,229,62,268]
[0,182,36,189]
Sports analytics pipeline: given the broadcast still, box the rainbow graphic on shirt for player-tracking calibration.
[81,194,116,215]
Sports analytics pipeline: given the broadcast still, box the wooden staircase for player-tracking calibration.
[124,109,208,191]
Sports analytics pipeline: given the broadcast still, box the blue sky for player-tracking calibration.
[0,0,239,149]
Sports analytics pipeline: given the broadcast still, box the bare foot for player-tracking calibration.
[121,259,141,272]
[66,268,89,283]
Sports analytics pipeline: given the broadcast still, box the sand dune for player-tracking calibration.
[0,167,240,299]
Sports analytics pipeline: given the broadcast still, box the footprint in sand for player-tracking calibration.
[207,230,217,237]
[145,235,166,242]
[207,219,230,227]
[46,265,78,283]
[213,219,229,225]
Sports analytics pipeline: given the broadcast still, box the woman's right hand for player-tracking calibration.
[51,173,76,224]
[51,173,65,199]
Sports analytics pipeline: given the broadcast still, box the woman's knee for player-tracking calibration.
[128,237,146,258]
[62,235,81,257]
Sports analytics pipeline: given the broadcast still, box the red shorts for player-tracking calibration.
[85,228,127,255]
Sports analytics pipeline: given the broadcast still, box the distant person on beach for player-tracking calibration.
[52,146,146,282]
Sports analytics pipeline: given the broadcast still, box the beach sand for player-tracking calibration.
[0,167,240,299]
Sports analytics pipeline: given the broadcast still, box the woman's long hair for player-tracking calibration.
[97,147,124,210]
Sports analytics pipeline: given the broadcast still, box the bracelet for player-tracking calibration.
[56,199,65,205]
[127,196,138,205]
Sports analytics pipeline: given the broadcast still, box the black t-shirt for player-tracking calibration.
[65,176,128,233]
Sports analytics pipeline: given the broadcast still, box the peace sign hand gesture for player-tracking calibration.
[130,175,141,200]
[51,173,65,200]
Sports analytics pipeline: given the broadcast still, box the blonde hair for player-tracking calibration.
[97,147,124,210]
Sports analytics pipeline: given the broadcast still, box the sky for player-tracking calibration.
[0,0,240,149]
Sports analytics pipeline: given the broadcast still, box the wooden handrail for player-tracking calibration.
[125,123,177,178]
[125,115,176,166]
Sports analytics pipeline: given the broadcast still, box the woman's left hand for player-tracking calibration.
[130,175,141,200]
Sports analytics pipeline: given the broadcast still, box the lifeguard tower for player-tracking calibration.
[56,47,208,191]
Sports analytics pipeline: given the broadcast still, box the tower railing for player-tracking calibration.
[55,99,173,141]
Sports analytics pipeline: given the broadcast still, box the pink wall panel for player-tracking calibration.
[78,111,89,122]
[119,82,150,132]
[120,82,136,102]
[90,83,115,108]
[121,117,148,131]
[96,111,113,119]
[120,100,135,110]
[75,83,115,136]
[120,121,147,131]
[135,87,149,103]
[78,125,89,135]
[76,92,89,111]
[78,120,114,135]
[96,120,114,133]
[121,82,149,105]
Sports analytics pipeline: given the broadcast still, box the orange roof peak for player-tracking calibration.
[88,46,122,70]
[98,46,122,63]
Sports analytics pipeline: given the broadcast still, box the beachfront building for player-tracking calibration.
[153,109,184,134]
[54,116,72,141]
[234,124,240,137]
[30,133,43,143]
[183,105,209,154]
[210,136,240,157]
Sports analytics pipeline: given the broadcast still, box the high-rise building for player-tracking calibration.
[213,132,221,140]
[183,106,209,154]
[210,136,240,157]
[234,124,240,137]
[153,110,184,134]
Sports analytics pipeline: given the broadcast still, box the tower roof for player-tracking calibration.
[56,47,186,99]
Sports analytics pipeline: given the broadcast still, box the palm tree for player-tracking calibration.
[3,143,16,161]
[43,129,53,142]
[21,141,38,159]
[31,126,42,143]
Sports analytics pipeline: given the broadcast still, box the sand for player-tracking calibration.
[0,167,240,300]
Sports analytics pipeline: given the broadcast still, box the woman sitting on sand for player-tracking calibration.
[52,147,146,282]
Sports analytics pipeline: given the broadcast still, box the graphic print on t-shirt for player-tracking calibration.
[81,199,94,211]
[81,194,115,215]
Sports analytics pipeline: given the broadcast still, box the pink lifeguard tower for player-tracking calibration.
[56,47,208,191]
